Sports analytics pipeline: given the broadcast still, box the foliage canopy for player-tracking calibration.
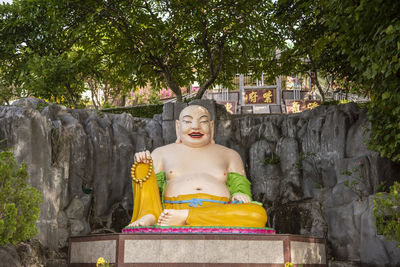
[0,0,279,104]
[273,0,400,162]
[324,0,400,162]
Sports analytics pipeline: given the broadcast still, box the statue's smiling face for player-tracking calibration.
[176,105,214,148]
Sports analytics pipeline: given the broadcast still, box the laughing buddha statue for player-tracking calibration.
[128,105,267,228]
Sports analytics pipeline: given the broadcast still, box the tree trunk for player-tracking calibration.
[196,75,218,100]
[162,69,182,102]
[195,35,226,99]
[195,51,224,99]
[307,51,325,102]
[65,83,78,109]
[121,93,126,107]
[310,71,325,102]
[87,78,99,109]
[90,88,98,110]
[103,83,110,106]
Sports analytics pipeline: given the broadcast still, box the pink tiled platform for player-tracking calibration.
[122,225,276,235]
[68,232,327,266]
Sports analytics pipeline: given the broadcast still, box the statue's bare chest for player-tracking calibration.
[163,149,228,179]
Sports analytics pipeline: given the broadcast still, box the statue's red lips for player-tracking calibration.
[188,132,204,138]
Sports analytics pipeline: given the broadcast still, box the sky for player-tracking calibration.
[1,0,13,3]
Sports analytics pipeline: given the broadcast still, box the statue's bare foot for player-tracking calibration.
[127,214,155,227]
[157,209,189,226]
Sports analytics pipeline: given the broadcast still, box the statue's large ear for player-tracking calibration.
[210,120,215,144]
[175,120,182,143]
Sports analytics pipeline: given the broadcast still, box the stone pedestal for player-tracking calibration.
[69,233,326,266]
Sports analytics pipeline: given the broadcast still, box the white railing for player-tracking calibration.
[333,92,369,102]
[162,92,198,103]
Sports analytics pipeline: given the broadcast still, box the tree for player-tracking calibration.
[0,0,98,107]
[171,0,279,99]
[272,0,400,162]
[64,0,280,102]
[1,0,280,104]
[323,0,400,162]
[0,150,42,246]
[0,0,130,108]
[272,0,325,99]
[272,0,354,101]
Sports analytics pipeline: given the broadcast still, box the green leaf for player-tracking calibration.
[382,92,390,100]
[385,25,394,34]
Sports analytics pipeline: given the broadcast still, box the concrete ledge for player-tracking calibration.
[69,234,326,266]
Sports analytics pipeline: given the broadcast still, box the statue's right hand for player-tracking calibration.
[134,150,151,164]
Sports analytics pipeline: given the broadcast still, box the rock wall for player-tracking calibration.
[0,98,399,266]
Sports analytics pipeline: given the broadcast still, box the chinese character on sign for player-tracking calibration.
[217,101,237,114]
[292,101,301,113]
[244,89,276,104]
[307,102,319,110]
[285,100,321,114]
[249,92,258,103]
[224,102,233,114]
[263,91,272,103]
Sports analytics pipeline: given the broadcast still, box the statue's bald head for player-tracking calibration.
[175,105,214,147]
[179,105,210,121]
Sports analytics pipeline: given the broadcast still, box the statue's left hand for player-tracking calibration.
[231,193,251,203]
[134,150,151,164]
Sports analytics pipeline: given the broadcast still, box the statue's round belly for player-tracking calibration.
[164,174,230,198]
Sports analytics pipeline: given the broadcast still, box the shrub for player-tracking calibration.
[0,150,42,246]
[101,104,164,118]
[321,100,350,106]
[263,154,280,165]
[373,182,400,247]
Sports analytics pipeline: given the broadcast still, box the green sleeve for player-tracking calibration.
[156,171,166,208]
[226,172,263,206]
[226,172,252,199]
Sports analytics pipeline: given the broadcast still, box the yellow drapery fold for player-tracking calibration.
[130,163,163,224]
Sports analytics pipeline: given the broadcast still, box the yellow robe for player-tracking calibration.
[130,163,267,227]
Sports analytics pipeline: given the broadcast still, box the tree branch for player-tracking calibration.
[196,35,227,99]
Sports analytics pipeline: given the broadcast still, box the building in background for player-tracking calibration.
[204,73,320,114]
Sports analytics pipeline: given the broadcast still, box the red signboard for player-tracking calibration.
[244,89,276,105]
[285,100,321,113]
[217,101,237,114]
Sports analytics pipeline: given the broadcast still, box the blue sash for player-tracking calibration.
[164,198,242,207]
